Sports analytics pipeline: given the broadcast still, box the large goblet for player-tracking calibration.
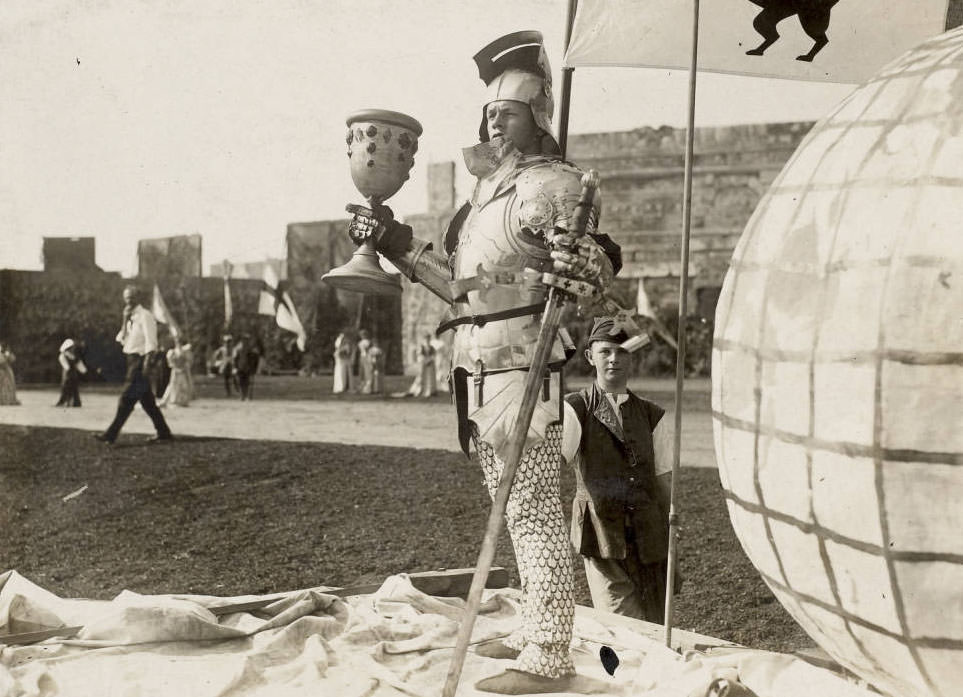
[321,109,423,296]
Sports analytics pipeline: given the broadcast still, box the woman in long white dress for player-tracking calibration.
[431,336,449,393]
[332,332,354,394]
[159,338,194,407]
[368,342,385,395]
[0,344,20,406]
[357,329,373,394]
[407,334,436,398]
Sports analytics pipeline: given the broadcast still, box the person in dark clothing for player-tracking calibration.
[55,338,87,407]
[232,334,260,401]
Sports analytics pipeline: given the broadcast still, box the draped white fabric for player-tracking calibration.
[563,0,952,84]
[0,570,880,697]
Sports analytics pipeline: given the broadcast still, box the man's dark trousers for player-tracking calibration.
[237,370,253,400]
[104,354,172,441]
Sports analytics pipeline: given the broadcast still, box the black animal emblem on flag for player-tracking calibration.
[745,0,841,62]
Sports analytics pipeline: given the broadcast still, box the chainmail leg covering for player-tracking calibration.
[474,423,576,678]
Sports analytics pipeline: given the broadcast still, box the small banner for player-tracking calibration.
[151,284,181,338]
[259,263,308,352]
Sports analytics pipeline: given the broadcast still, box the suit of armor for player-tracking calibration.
[348,31,619,688]
[382,148,605,679]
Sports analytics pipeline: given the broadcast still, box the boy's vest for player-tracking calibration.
[566,384,669,563]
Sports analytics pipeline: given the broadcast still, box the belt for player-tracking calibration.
[448,267,544,303]
[435,303,544,336]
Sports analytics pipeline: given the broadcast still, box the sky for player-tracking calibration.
[0,0,856,276]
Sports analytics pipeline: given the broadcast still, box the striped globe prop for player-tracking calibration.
[711,27,963,697]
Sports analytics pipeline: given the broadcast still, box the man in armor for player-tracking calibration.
[346,31,621,694]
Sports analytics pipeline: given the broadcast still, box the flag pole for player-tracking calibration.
[222,259,233,334]
[664,0,700,649]
[557,0,578,159]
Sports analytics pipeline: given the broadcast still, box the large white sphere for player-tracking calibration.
[712,28,963,697]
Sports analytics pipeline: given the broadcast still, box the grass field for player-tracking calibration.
[0,421,813,653]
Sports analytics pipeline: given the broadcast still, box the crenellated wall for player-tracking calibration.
[565,122,814,313]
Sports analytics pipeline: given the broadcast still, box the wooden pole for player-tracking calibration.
[557,0,578,159]
[664,0,701,649]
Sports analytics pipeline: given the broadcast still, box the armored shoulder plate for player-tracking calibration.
[511,161,601,239]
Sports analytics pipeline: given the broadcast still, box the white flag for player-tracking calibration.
[636,279,678,350]
[151,284,180,338]
[636,279,656,320]
[223,259,233,331]
[564,0,954,83]
[259,263,307,352]
[257,264,279,317]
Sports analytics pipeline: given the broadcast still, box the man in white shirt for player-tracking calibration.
[561,316,674,622]
[94,285,173,444]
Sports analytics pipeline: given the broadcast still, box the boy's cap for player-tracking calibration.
[587,316,630,345]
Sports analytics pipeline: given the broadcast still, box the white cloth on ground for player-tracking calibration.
[0,570,879,697]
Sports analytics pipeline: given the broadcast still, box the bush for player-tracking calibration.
[640,313,713,378]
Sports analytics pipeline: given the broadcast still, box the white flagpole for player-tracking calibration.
[223,259,233,333]
[664,0,700,649]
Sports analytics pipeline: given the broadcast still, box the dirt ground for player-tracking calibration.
[0,376,813,653]
[2,375,718,465]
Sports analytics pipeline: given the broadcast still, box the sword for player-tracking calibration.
[441,171,600,697]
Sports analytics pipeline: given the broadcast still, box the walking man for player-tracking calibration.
[232,333,260,401]
[95,285,173,444]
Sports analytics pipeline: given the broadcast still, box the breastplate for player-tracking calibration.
[448,158,591,373]
[449,178,560,372]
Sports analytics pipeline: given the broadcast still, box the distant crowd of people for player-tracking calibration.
[1,294,445,413]
[332,328,386,395]
[331,328,445,398]
[1,321,447,410]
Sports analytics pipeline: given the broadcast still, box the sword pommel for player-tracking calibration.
[570,169,600,240]
[580,170,600,190]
